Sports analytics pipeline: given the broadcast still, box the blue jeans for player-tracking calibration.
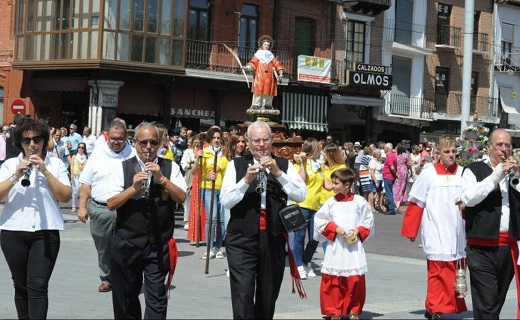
[383,178,396,212]
[293,208,319,267]
[202,188,224,249]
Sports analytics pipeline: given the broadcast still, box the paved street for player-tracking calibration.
[0,204,517,319]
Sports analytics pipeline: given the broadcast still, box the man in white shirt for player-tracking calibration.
[220,120,306,319]
[77,119,135,293]
[82,126,97,156]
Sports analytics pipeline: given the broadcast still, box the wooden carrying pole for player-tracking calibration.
[195,152,203,247]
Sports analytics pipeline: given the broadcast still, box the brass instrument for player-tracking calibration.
[507,149,520,186]
[256,152,266,194]
[141,154,150,201]
[21,150,35,187]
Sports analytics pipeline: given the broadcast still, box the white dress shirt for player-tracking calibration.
[0,154,71,231]
[220,157,306,210]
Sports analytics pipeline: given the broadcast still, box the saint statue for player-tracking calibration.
[243,35,286,110]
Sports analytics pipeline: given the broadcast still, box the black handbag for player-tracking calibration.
[278,204,307,232]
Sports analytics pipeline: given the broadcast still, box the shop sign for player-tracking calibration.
[170,108,215,118]
[347,71,392,89]
[297,55,332,84]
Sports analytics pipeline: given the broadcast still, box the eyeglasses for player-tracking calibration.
[138,139,159,147]
[108,137,126,144]
[250,137,271,145]
[493,142,512,150]
[21,136,44,145]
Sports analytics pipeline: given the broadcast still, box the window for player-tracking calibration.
[434,67,450,113]
[188,0,210,41]
[239,4,259,60]
[294,18,315,72]
[14,0,187,68]
[0,87,4,111]
[437,3,452,45]
[390,56,412,116]
[395,0,413,44]
[501,22,514,66]
[346,20,365,68]
[473,10,482,51]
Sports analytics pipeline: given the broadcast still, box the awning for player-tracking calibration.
[330,93,384,107]
[500,87,520,125]
[281,92,328,132]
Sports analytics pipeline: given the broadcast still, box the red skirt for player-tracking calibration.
[187,172,206,242]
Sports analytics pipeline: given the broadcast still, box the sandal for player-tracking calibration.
[349,313,360,320]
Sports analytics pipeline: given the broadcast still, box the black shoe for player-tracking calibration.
[250,105,261,110]
[383,211,396,215]
[432,313,443,320]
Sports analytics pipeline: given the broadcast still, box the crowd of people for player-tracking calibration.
[0,115,520,320]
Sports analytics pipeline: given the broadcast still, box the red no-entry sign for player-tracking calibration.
[10,98,27,115]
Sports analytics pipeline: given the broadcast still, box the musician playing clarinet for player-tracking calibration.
[460,128,520,319]
[220,120,306,319]
[107,122,186,319]
[401,136,467,320]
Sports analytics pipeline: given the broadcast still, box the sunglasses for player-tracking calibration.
[138,139,159,147]
[21,135,44,145]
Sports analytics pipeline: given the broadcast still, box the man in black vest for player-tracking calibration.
[220,120,306,319]
[107,122,186,319]
[461,128,520,319]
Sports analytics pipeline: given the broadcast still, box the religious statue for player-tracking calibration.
[242,35,286,110]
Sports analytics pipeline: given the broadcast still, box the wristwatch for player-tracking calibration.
[9,175,19,185]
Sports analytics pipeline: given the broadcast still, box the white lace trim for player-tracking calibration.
[321,266,367,277]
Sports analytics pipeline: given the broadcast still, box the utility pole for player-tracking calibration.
[460,0,475,132]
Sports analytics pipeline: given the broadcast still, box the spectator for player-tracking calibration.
[5,114,26,160]
[82,127,97,156]
[293,138,324,279]
[368,149,384,212]
[68,124,83,155]
[382,143,397,215]
[0,125,8,166]
[393,143,411,211]
[70,142,88,212]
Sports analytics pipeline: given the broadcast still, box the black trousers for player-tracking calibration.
[466,244,516,319]
[226,230,286,320]
[0,230,60,320]
[110,233,170,320]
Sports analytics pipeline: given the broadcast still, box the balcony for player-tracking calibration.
[341,0,391,15]
[386,20,428,48]
[428,92,499,119]
[494,46,520,74]
[185,40,293,82]
[473,32,489,54]
[385,93,434,120]
[435,25,462,49]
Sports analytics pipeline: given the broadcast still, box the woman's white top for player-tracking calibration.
[0,154,71,231]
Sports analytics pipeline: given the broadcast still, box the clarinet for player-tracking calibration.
[140,154,150,201]
[21,149,35,187]
[256,152,267,194]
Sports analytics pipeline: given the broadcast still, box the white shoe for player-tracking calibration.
[215,249,225,259]
[183,222,189,231]
[226,269,230,277]
[306,263,316,277]
[201,249,215,259]
[298,266,307,280]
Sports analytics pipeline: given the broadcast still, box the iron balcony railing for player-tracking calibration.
[385,93,434,120]
[427,92,499,118]
[473,32,489,53]
[436,25,462,48]
[386,19,427,48]
[494,45,520,73]
[186,40,294,79]
[186,40,387,86]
